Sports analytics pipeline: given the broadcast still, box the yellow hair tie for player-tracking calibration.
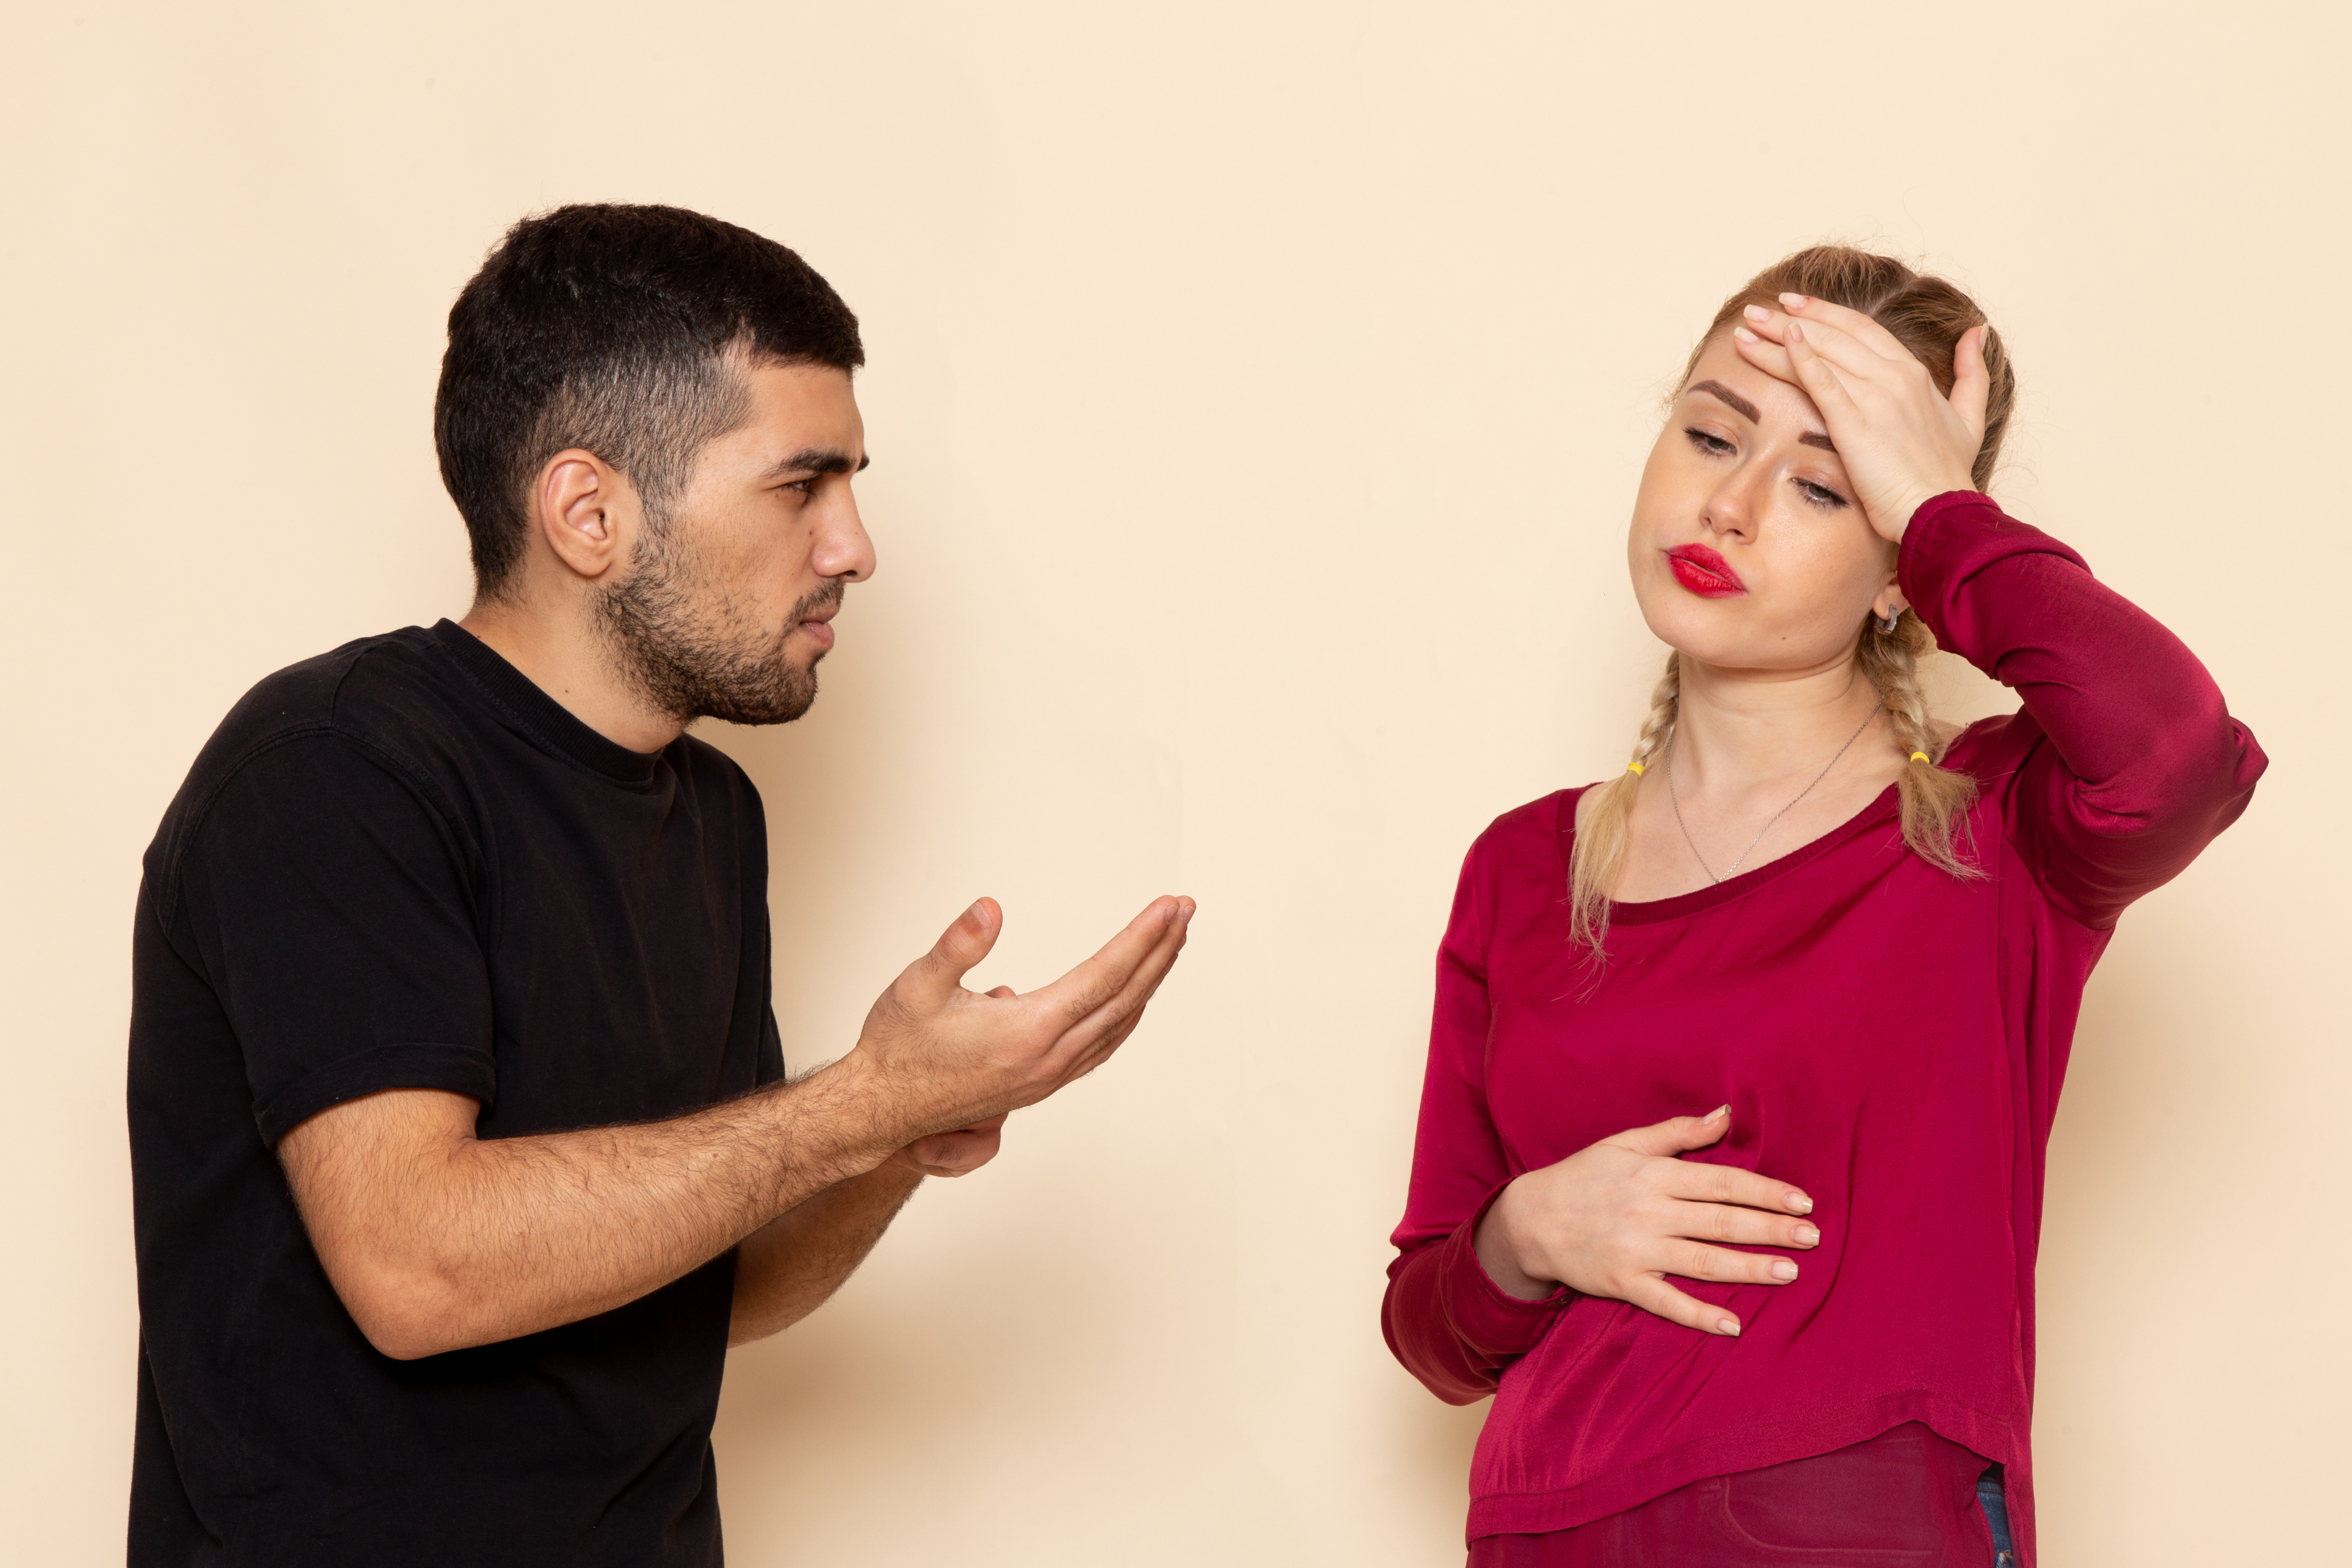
[1909,751,1930,764]
[1626,762,1645,776]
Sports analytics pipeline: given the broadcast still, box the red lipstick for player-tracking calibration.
[1667,543,1747,598]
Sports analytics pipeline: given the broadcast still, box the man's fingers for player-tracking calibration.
[1661,1158,1813,1216]
[1031,897,1188,1029]
[1043,900,1193,1064]
[1610,1105,1732,1158]
[1623,1275,1744,1338]
[913,898,1002,997]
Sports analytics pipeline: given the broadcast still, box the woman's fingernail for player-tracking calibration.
[1770,1259,1799,1281]
[1718,1317,1741,1336]
[1795,1225,1820,1246]
[1786,1192,1813,1213]
[1780,292,1810,309]
[1786,322,1805,344]
[1712,1104,1731,1120]
[1743,303,1772,323]
[1733,325,1760,344]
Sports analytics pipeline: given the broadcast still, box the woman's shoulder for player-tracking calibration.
[1458,786,1592,882]
[1938,708,2040,786]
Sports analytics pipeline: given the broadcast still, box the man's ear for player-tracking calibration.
[532,449,637,582]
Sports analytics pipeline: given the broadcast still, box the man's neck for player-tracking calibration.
[1667,654,1884,793]
[458,594,684,756]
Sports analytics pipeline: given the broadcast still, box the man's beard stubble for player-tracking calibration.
[591,524,840,729]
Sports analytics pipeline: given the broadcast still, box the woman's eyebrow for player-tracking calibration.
[1690,379,1837,452]
[1688,380,1760,422]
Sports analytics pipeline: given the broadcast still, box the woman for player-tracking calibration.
[1381,248,2265,1568]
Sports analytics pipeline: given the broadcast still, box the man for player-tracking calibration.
[126,203,1194,1565]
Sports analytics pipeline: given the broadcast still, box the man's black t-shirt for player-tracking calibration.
[128,620,783,1567]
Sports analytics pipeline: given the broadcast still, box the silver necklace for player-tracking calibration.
[1665,706,1880,884]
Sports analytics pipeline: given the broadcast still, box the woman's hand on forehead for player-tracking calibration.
[1732,294,1991,545]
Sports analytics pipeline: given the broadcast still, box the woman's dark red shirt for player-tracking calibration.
[1382,494,2266,1567]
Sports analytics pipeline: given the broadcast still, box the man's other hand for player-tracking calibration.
[891,1112,1008,1177]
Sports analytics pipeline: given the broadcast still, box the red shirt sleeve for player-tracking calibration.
[1383,823,1572,1404]
[1899,492,2268,928]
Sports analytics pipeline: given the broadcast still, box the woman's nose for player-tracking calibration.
[1701,469,1764,542]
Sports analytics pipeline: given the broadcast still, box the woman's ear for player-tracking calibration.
[1870,567,1909,627]
[532,449,637,582]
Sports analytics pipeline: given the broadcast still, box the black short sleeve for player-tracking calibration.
[167,733,498,1144]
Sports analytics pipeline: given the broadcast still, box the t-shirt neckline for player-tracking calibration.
[427,619,666,785]
[1555,782,1903,927]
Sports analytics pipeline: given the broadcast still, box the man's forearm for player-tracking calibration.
[288,1057,909,1359]
[728,1163,924,1346]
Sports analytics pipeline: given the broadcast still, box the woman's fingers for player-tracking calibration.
[1667,1197,1819,1250]
[1950,325,1994,443]
[1622,1275,1745,1337]
[1660,1158,1813,1216]
[1740,304,1891,383]
[1607,1105,1732,1159]
[1780,320,1869,429]
[1778,292,1914,364]
[1659,1238,1801,1289]
[1730,325,1798,385]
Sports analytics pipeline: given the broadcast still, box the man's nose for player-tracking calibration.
[812,490,877,583]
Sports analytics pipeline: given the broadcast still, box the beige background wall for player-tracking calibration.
[5,3,2344,1561]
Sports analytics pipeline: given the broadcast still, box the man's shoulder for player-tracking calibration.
[146,629,473,892]
[190,625,469,786]
[206,624,443,736]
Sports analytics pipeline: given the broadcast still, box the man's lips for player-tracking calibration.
[1666,543,1747,597]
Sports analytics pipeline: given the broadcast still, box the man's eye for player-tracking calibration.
[784,479,816,496]
[1683,428,1733,456]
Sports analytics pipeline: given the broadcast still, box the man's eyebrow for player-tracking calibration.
[765,447,872,478]
[1690,380,1837,452]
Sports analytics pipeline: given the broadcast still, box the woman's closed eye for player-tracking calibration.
[1793,477,1848,510]
[1683,427,1735,457]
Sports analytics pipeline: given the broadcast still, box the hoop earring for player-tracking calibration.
[1878,606,1901,635]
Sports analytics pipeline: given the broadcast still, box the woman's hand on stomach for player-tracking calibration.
[1473,1105,1819,1337]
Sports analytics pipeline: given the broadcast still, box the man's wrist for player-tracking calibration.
[771,1051,915,1188]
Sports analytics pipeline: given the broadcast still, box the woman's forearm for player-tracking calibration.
[1899,492,2267,913]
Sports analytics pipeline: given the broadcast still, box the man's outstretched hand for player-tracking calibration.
[848,894,1195,1148]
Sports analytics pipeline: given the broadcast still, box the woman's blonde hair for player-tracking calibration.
[1568,246,2014,956]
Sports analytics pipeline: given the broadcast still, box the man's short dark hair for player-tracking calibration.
[435,203,864,599]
